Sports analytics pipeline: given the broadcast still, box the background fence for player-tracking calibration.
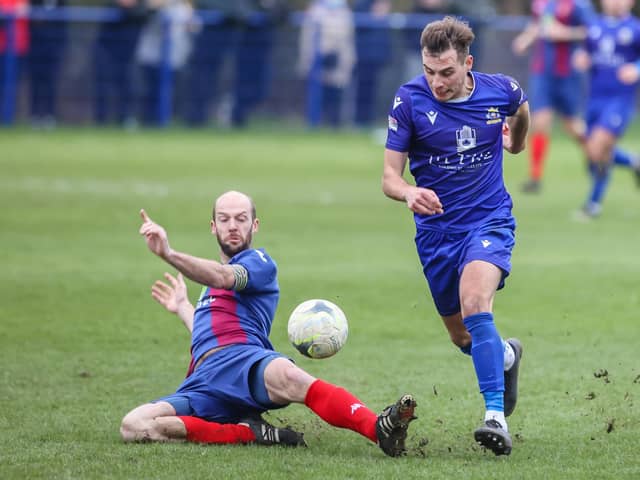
[0,7,531,129]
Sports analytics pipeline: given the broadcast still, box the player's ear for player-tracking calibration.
[465,54,474,70]
[210,219,217,235]
[252,218,259,234]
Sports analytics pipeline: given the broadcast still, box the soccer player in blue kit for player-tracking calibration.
[120,191,417,457]
[512,0,594,193]
[382,17,529,456]
[573,0,640,219]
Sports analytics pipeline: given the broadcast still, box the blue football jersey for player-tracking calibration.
[386,72,527,233]
[188,248,279,373]
[585,13,640,99]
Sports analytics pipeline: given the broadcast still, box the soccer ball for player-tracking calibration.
[287,299,348,359]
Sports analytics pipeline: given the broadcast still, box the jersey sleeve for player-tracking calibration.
[232,249,277,293]
[385,86,414,153]
[496,74,527,116]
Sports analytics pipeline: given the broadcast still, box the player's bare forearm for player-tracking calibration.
[176,303,195,333]
[164,250,236,291]
[382,149,411,201]
[505,102,530,154]
[383,149,443,215]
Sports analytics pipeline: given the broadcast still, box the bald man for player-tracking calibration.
[121,191,417,457]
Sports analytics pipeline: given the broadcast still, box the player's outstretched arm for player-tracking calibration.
[504,102,530,154]
[138,209,236,290]
[383,149,443,215]
[151,272,195,333]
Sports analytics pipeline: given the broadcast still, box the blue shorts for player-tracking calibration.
[586,96,634,138]
[528,73,583,117]
[154,344,289,423]
[415,214,516,317]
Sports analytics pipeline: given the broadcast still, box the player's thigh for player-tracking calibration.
[263,357,316,404]
[459,260,503,317]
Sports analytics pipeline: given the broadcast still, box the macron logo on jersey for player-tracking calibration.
[426,110,438,125]
[393,97,403,109]
[481,239,491,248]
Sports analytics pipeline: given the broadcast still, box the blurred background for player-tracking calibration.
[0,0,615,130]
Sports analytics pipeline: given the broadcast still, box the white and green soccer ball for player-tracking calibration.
[287,299,348,359]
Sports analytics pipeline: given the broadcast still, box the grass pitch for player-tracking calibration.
[1,125,638,479]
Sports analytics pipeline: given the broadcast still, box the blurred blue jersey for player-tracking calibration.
[531,0,595,77]
[386,73,527,233]
[187,248,279,375]
[585,14,640,99]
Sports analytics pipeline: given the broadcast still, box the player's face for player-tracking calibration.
[212,194,258,259]
[422,47,473,102]
[601,0,633,17]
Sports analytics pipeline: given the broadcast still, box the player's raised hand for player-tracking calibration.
[151,272,188,314]
[139,209,171,259]
[405,186,444,216]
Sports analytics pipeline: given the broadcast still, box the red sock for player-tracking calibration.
[304,379,378,442]
[530,132,549,180]
[178,416,255,444]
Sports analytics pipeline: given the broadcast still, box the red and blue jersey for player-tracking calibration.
[187,248,279,375]
[585,13,640,100]
[531,0,594,77]
[386,72,527,233]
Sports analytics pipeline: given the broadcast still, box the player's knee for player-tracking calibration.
[120,411,150,442]
[460,294,491,317]
[268,361,315,403]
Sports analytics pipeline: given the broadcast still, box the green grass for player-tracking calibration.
[1,125,638,479]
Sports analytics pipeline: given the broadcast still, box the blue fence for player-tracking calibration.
[0,7,529,128]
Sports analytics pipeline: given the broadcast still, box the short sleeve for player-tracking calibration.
[231,249,277,293]
[385,87,414,153]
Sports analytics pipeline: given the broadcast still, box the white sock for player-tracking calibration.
[503,340,515,371]
[485,410,508,432]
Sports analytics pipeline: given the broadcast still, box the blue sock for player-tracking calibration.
[612,148,635,168]
[463,312,504,412]
[588,163,611,205]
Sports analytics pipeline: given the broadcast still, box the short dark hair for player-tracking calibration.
[420,16,475,63]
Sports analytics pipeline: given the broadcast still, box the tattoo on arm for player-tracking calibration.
[231,264,248,291]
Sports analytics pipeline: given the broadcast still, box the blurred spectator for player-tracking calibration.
[352,0,392,128]
[93,0,149,127]
[136,0,193,126]
[0,0,29,125]
[230,0,288,128]
[183,1,246,126]
[298,0,355,127]
[28,0,67,129]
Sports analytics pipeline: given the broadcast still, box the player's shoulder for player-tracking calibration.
[232,248,277,270]
[474,71,522,92]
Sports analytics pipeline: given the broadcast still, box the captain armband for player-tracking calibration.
[231,264,249,291]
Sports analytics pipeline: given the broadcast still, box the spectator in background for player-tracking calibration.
[298,0,355,128]
[512,0,594,193]
[352,0,392,128]
[28,0,67,129]
[93,0,149,127]
[183,1,245,127]
[0,0,29,125]
[136,0,193,126]
[230,0,288,128]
